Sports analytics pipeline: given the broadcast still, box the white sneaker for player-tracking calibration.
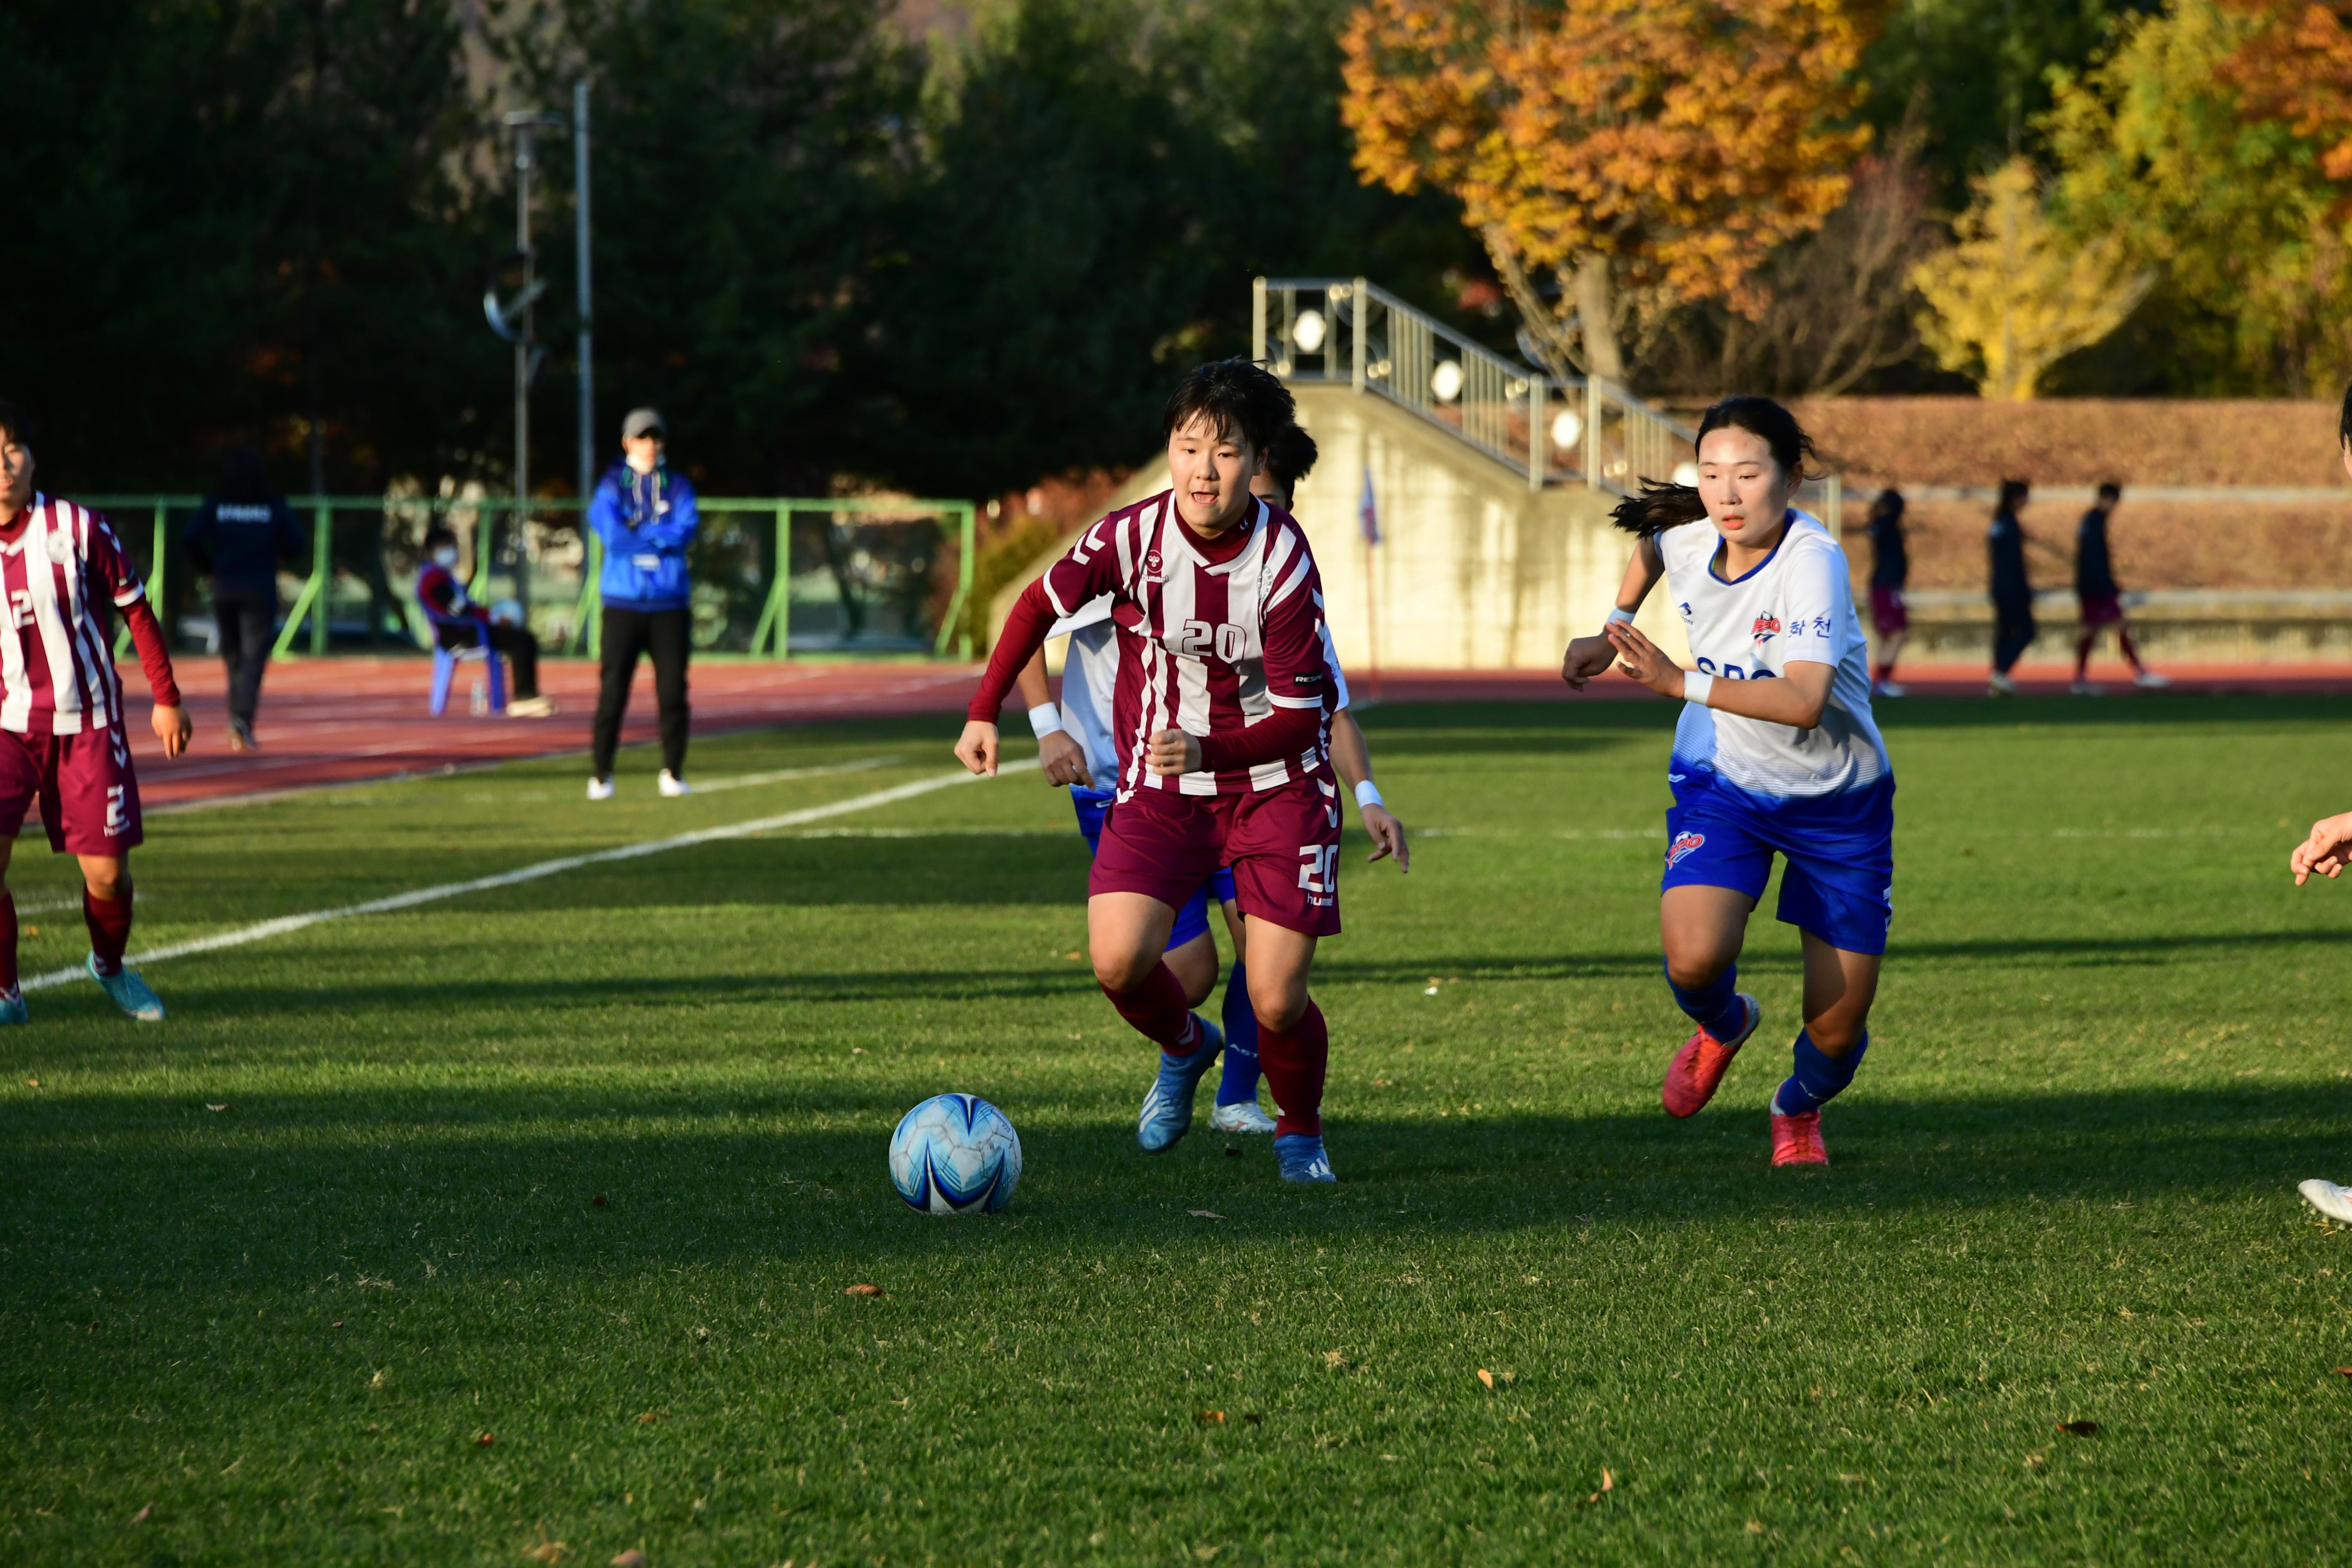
[658,769,691,798]
[2300,1179,2352,1223]
[1988,673,2019,697]
[508,695,559,718]
[1873,681,1906,699]
[586,776,615,801]
[2134,670,2171,689]
[1209,1100,1279,1135]
[2069,681,2104,697]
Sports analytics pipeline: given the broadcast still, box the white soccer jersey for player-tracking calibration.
[1050,594,1352,788]
[1657,509,1888,801]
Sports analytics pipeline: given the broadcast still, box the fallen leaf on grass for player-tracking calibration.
[22,1078,36,1088]
[844,1283,884,1298]
[128,1503,152,1525]
[370,1369,389,1389]
[330,1320,343,1329]
[611,1551,648,1568]
[475,1432,496,1447]
[523,1544,567,1564]
[1577,1468,1616,1507]
[2056,1420,2100,1437]
[1196,1410,1225,1424]
[2333,1367,2352,1378]
[591,1195,610,1209]
[1323,1350,1347,1368]
[1187,1209,1225,1220]
[636,1411,667,1425]
[1745,1521,1764,1535]
[1476,1369,1494,1389]
[205,1103,229,1113]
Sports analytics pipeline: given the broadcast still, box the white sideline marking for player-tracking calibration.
[22,760,1037,992]
[686,756,899,794]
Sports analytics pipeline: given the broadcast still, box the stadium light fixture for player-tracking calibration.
[1431,360,1464,403]
[1550,409,1583,449]
[1293,310,1328,354]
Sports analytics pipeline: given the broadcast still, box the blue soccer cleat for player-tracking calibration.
[1137,1017,1222,1153]
[87,956,164,1021]
[1274,1132,1337,1184]
[0,987,24,1025]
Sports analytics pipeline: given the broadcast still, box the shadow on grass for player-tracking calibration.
[5,1079,2346,1300]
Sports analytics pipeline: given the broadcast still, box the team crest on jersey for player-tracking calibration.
[1143,549,1165,583]
[1678,601,1693,621]
[1665,831,1705,869]
[1751,612,1781,643]
[44,528,72,564]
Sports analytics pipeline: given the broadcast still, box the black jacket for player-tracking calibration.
[186,493,305,598]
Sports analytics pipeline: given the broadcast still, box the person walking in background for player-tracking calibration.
[415,527,555,717]
[1865,488,1909,698]
[1987,478,2035,697]
[183,447,303,751]
[2071,482,2169,695]
[587,407,697,800]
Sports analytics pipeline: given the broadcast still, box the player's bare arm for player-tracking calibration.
[1605,621,1834,730]
[1329,708,1408,871]
[2290,811,2352,884]
[1564,537,1662,688]
[1015,647,1091,787]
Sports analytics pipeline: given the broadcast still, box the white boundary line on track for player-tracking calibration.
[23,760,1037,992]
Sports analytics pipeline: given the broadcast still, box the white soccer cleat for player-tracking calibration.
[2134,670,2172,689]
[508,695,558,718]
[1210,1100,1278,1135]
[2299,1179,2352,1224]
[1987,673,2019,697]
[1873,681,1906,699]
[2069,681,2104,697]
[658,769,691,798]
[586,776,615,801]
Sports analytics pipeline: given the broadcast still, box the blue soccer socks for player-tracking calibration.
[1771,1029,1867,1117]
[1667,960,1748,1041]
[1215,959,1263,1108]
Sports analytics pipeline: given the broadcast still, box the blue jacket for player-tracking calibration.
[589,462,698,611]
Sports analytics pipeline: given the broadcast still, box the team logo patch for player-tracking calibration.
[1751,612,1781,643]
[44,529,72,565]
[1665,831,1706,870]
[1679,601,1694,621]
[1143,549,1165,583]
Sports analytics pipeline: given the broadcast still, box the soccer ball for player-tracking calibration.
[887,1094,1022,1215]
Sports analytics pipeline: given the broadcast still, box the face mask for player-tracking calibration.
[431,546,459,568]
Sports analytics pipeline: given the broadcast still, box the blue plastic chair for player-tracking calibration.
[419,599,506,717]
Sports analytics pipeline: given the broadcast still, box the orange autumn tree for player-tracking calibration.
[1340,0,1881,383]
[2222,2,2352,180]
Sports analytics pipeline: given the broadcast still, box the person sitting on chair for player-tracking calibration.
[416,526,554,717]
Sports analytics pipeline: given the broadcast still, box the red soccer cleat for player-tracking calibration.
[1771,1110,1829,1167]
[1660,994,1760,1118]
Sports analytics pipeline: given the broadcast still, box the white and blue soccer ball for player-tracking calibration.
[887,1094,1022,1215]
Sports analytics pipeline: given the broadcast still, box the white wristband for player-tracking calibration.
[1606,607,1636,628]
[1682,671,1714,707]
[1354,779,1385,810]
[1027,703,1065,740]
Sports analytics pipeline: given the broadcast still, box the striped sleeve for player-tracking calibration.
[1259,521,1331,712]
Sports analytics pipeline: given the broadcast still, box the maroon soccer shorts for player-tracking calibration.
[2078,592,2125,629]
[1869,587,1909,638]
[0,723,144,857]
[1091,778,1343,937]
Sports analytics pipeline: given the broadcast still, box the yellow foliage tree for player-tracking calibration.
[1339,0,1879,383]
[1910,158,2155,400]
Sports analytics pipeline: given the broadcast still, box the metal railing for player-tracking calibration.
[68,493,978,663]
[1253,276,1701,496]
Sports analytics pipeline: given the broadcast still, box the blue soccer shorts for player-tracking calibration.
[1660,770,1895,956]
[1071,786,1231,949]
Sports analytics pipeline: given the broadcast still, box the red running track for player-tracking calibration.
[117,656,2351,811]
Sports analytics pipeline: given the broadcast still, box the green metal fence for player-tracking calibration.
[71,494,977,663]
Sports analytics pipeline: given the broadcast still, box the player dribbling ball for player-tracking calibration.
[956,361,1349,1184]
[1561,397,1892,1167]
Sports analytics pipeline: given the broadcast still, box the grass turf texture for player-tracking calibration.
[4,698,2351,1565]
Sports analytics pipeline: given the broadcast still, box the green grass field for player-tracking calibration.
[5,696,2352,1565]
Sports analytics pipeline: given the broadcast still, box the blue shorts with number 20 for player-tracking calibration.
[1072,786,1232,949]
[1661,768,1895,956]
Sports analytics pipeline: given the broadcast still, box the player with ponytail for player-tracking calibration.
[1562,396,1894,1167]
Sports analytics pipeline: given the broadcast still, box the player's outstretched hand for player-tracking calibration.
[1146,728,1203,777]
[1604,621,1684,698]
[954,719,1000,778]
[1038,729,1093,788]
[1561,633,1618,690]
[152,703,192,760]
[2290,810,2352,884]
[1361,802,1410,872]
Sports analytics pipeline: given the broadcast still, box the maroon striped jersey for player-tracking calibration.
[1037,491,1335,800]
[0,496,171,734]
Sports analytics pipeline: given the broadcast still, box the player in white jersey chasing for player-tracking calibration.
[1562,397,1893,1167]
[1012,424,1407,1136]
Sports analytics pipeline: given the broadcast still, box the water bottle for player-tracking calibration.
[470,676,488,716]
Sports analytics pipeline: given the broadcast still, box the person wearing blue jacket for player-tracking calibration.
[184,446,306,751]
[587,407,698,799]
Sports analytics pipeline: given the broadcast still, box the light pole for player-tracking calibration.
[484,108,566,610]
[574,82,595,509]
